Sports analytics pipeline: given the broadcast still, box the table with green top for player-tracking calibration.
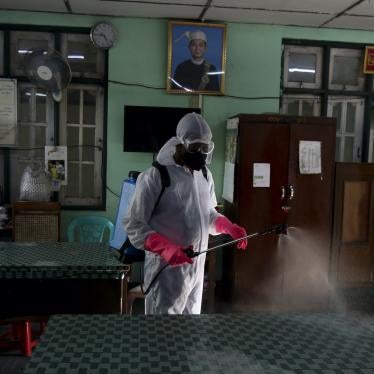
[24,313,374,374]
[0,242,130,316]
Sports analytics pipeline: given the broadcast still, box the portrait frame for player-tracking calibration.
[167,21,227,95]
[364,46,374,74]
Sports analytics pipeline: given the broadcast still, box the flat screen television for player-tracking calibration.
[123,105,201,153]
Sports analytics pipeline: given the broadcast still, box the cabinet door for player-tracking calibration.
[331,164,374,286]
[233,122,289,307]
[284,122,335,308]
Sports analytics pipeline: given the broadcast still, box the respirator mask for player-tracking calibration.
[182,139,214,171]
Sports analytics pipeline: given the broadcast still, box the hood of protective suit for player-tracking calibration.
[177,112,212,143]
[156,137,181,166]
[156,112,213,165]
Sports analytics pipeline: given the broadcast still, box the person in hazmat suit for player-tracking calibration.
[124,112,247,314]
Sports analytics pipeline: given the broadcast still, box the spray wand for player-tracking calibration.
[141,223,287,296]
[183,223,288,259]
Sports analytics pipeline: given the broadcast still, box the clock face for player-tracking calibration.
[90,22,117,50]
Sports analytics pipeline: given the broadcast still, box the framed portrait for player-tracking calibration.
[167,21,227,95]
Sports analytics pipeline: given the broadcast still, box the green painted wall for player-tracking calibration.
[2,10,374,236]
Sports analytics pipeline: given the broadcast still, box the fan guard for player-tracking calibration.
[24,49,72,101]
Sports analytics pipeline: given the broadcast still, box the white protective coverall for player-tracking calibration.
[124,113,221,314]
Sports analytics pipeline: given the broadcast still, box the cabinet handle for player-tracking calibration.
[370,272,373,282]
[289,185,295,200]
[281,186,286,200]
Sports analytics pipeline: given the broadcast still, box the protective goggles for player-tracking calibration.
[183,139,214,154]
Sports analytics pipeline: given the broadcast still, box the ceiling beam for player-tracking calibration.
[198,0,212,21]
[319,0,366,27]
[63,0,73,13]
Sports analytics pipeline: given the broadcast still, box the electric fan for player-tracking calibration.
[24,49,72,102]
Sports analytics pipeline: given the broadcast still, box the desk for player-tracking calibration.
[24,313,374,373]
[0,242,130,316]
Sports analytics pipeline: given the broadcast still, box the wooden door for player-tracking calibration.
[232,120,290,308]
[331,163,374,286]
[283,120,335,309]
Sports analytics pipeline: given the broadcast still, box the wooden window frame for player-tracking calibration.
[281,94,321,116]
[0,31,3,75]
[59,84,104,207]
[281,39,374,163]
[0,25,108,210]
[328,48,365,91]
[283,45,323,89]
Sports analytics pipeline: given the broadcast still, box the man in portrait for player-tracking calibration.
[172,30,220,92]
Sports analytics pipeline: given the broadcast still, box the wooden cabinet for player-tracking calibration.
[12,201,61,241]
[223,114,336,311]
[331,163,374,286]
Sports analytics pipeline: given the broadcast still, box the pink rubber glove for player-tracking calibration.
[214,216,248,250]
[144,233,193,266]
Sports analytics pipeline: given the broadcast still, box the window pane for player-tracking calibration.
[287,100,299,115]
[17,125,31,149]
[329,49,364,90]
[283,46,322,89]
[369,110,374,162]
[18,87,32,123]
[82,128,95,161]
[67,127,79,161]
[67,89,80,124]
[335,137,341,161]
[60,84,103,207]
[302,101,314,116]
[10,31,54,76]
[0,31,3,75]
[34,126,46,149]
[332,103,342,133]
[82,164,95,198]
[346,102,356,133]
[64,34,104,78]
[83,90,96,125]
[328,97,364,163]
[331,56,360,86]
[288,53,316,83]
[35,90,47,123]
[344,137,354,161]
[282,95,320,117]
[66,162,79,196]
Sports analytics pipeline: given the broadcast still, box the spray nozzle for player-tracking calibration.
[273,223,288,236]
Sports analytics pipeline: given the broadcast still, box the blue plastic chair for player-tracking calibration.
[67,216,114,243]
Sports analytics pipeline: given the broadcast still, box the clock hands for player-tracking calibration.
[95,33,114,48]
[91,22,116,49]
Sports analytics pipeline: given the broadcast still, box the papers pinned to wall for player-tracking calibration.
[299,141,322,174]
[222,118,238,203]
[0,79,17,147]
[222,161,235,203]
[45,146,68,191]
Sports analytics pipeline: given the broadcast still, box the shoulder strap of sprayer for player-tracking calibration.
[152,161,208,212]
[202,165,208,181]
[152,161,170,214]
